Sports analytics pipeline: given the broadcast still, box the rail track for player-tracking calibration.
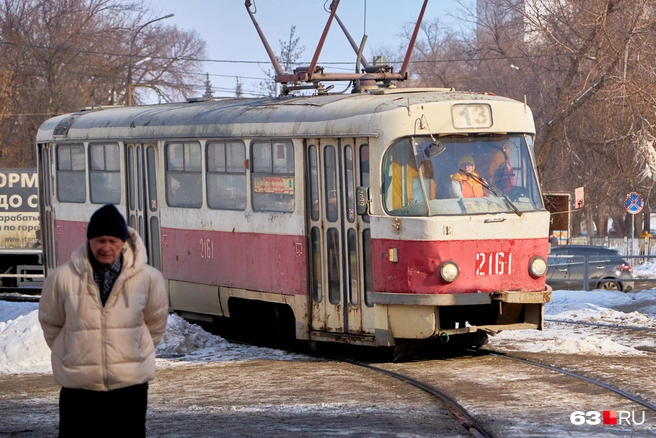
[474,349,656,412]
[342,358,493,438]
[545,317,656,333]
[339,346,656,437]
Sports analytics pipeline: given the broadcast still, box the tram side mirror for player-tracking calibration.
[356,186,370,215]
[423,140,446,158]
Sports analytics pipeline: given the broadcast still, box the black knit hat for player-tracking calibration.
[87,204,128,241]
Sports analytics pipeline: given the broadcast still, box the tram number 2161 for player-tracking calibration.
[475,252,512,276]
[200,238,214,259]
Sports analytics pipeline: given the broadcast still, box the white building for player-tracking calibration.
[476,0,553,44]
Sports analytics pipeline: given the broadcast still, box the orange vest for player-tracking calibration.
[460,180,484,198]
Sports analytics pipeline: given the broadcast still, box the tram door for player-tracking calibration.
[307,138,374,336]
[125,144,162,270]
[38,145,57,275]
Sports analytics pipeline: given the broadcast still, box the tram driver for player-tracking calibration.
[449,155,487,198]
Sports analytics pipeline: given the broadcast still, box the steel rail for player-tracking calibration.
[477,350,656,412]
[341,358,493,438]
[545,317,656,333]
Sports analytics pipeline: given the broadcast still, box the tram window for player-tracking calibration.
[347,228,358,305]
[362,229,373,307]
[127,147,135,211]
[383,135,543,216]
[324,145,338,222]
[42,149,51,208]
[359,145,370,223]
[146,147,158,211]
[89,143,120,204]
[149,216,161,271]
[327,227,340,304]
[56,143,86,203]
[344,145,355,223]
[310,226,322,302]
[382,138,429,216]
[251,140,294,212]
[207,141,246,210]
[308,146,319,221]
[165,142,202,208]
[137,147,144,211]
[359,145,370,187]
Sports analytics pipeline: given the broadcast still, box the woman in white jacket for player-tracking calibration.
[39,204,169,437]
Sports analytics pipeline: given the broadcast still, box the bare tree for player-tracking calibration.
[129,23,206,104]
[258,25,305,97]
[517,0,656,237]
[0,66,15,162]
[395,18,473,90]
[235,77,243,98]
[0,0,206,166]
[202,73,214,99]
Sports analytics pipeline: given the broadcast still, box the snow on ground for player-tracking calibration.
[634,258,656,278]
[0,301,304,374]
[489,289,656,355]
[2,285,656,374]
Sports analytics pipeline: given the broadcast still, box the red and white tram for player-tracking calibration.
[36,86,551,355]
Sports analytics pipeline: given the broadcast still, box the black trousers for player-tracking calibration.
[59,382,148,438]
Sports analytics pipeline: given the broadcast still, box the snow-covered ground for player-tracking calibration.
[484,260,656,355]
[2,287,656,374]
[0,300,305,374]
[491,289,656,354]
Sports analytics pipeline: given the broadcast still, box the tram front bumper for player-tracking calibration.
[369,289,551,306]
[371,288,551,340]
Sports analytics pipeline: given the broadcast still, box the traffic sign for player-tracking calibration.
[625,192,644,214]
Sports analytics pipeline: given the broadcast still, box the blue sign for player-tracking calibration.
[625,192,644,214]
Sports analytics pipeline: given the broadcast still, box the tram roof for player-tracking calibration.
[36,88,534,143]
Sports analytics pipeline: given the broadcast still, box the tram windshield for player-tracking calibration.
[382,134,543,216]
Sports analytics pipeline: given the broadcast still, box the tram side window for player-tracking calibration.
[344,145,355,223]
[89,143,120,204]
[56,144,86,203]
[251,141,294,212]
[308,145,319,221]
[165,142,202,208]
[382,138,429,216]
[359,145,370,223]
[206,141,246,210]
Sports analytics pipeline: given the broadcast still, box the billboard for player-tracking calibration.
[0,169,40,249]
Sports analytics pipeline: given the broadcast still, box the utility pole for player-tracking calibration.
[127,14,174,106]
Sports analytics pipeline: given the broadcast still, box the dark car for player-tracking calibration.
[547,245,634,292]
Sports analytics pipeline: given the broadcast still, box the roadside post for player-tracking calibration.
[625,192,644,257]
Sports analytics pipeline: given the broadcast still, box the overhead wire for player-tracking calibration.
[0,38,571,68]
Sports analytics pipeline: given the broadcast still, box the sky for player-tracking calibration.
[152,0,473,98]
[4,263,656,374]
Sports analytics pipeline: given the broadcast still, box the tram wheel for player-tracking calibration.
[445,331,489,350]
[392,340,420,362]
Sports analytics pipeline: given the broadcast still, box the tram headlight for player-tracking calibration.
[528,256,547,278]
[439,261,460,283]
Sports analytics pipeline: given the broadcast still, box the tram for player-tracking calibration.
[35,0,551,356]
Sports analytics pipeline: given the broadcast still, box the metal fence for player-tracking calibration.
[557,236,656,290]
[569,236,656,259]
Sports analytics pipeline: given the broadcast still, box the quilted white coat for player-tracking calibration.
[38,228,169,391]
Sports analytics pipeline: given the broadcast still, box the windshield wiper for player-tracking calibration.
[460,170,523,217]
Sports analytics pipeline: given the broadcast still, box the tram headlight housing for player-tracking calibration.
[528,256,547,278]
[439,261,460,283]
